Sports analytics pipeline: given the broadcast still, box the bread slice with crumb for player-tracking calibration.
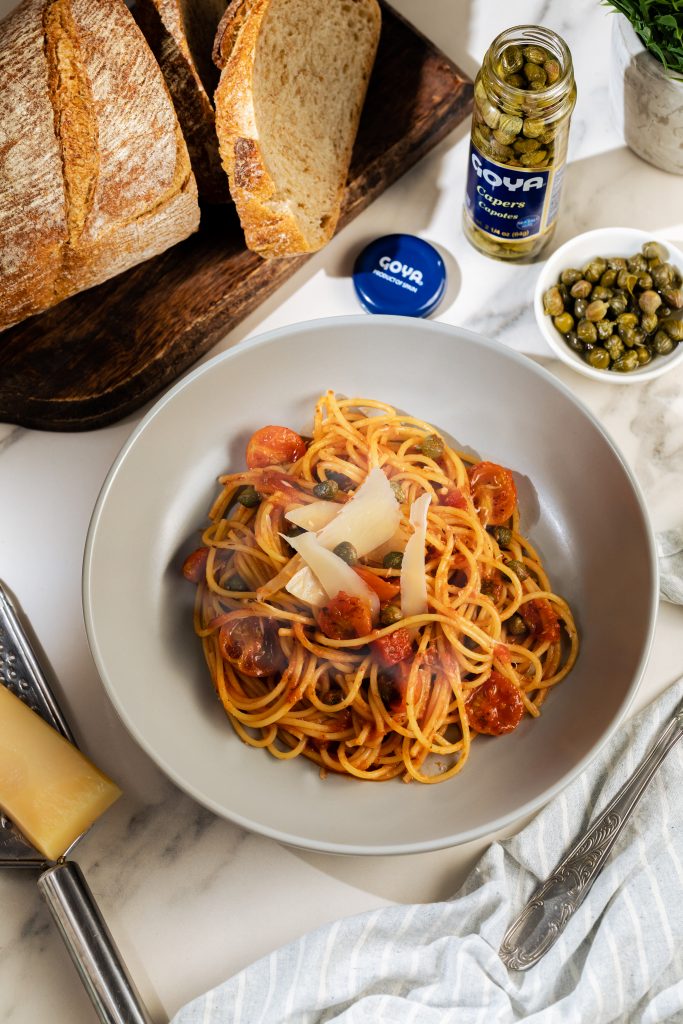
[213,0,381,258]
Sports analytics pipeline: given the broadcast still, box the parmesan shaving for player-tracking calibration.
[284,501,340,532]
[400,493,431,619]
[316,467,400,556]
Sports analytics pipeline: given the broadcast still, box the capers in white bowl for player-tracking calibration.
[534,228,683,384]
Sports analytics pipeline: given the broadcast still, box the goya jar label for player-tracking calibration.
[464,142,564,243]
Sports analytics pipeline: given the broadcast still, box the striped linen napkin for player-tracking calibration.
[172,676,683,1024]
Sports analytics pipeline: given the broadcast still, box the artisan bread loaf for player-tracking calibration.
[0,0,200,333]
[134,0,230,202]
[213,0,381,258]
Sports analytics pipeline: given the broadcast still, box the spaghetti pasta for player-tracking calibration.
[183,392,579,784]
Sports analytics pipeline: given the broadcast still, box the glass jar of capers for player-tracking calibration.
[463,25,576,261]
[542,240,683,373]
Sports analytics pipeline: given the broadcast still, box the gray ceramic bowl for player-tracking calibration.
[83,316,658,855]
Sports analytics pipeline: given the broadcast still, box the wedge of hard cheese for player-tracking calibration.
[0,685,121,862]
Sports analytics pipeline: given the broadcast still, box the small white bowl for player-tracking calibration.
[534,227,683,383]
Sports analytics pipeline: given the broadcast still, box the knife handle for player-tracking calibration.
[38,861,156,1024]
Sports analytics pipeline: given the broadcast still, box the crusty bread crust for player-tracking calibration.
[0,0,200,333]
[135,0,230,202]
[214,0,381,259]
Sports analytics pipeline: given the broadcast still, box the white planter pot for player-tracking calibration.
[610,13,683,174]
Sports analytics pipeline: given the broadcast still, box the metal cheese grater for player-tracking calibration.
[0,582,155,1024]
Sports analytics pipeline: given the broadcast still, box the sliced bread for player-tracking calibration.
[0,0,200,332]
[134,0,230,203]
[213,0,381,258]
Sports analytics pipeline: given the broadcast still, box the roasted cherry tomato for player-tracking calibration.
[440,486,468,510]
[353,566,400,603]
[466,671,524,735]
[182,546,209,583]
[520,598,561,644]
[469,461,517,526]
[246,426,307,469]
[218,616,283,677]
[318,593,373,640]
[371,628,413,667]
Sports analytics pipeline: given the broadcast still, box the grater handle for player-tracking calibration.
[38,861,156,1024]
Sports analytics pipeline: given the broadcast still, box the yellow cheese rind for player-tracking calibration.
[0,685,121,861]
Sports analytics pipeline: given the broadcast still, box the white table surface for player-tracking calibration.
[2,1,683,1021]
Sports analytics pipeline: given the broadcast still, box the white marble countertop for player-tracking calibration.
[2,1,683,1021]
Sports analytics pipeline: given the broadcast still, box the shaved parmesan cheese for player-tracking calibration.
[317,467,400,556]
[286,531,379,618]
[400,493,431,619]
[285,501,340,532]
[285,566,327,607]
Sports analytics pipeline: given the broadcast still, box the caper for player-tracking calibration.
[635,346,653,365]
[499,113,523,136]
[608,292,628,316]
[587,347,610,370]
[577,319,597,343]
[637,272,653,290]
[490,141,515,161]
[628,253,648,273]
[390,480,406,503]
[617,269,638,291]
[590,286,612,301]
[564,331,583,353]
[584,258,607,283]
[662,287,683,310]
[557,282,570,304]
[653,331,675,356]
[522,44,548,64]
[543,57,560,84]
[333,541,358,565]
[524,62,546,84]
[642,240,668,262]
[522,117,545,138]
[617,312,638,330]
[507,72,526,88]
[380,604,403,627]
[418,434,444,460]
[520,149,548,166]
[472,124,491,151]
[505,558,529,580]
[491,525,513,547]
[596,319,614,340]
[662,318,683,341]
[237,485,261,507]
[528,76,548,92]
[481,100,501,130]
[570,279,592,299]
[613,351,639,372]
[640,312,659,335]
[574,298,588,319]
[651,263,675,290]
[226,573,249,591]
[538,127,556,145]
[600,269,618,288]
[608,257,627,271]
[553,312,574,334]
[507,613,528,637]
[513,137,541,153]
[618,325,638,347]
[383,551,404,570]
[501,44,524,74]
[284,523,305,540]
[493,128,518,147]
[313,479,339,500]
[543,286,564,316]
[560,268,582,286]
[605,336,624,360]
[635,289,661,316]
[585,299,608,322]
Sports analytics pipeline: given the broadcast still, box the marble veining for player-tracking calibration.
[1,0,682,1021]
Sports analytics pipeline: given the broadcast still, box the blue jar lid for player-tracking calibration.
[353,234,446,318]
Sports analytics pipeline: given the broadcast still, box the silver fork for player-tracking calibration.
[499,697,683,971]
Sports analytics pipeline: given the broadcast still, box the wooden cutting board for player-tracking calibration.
[0,5,473,431]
